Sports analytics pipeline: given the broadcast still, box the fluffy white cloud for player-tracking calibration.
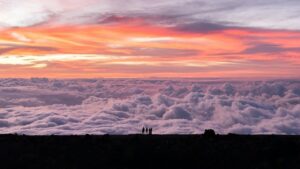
[0,78,299,135]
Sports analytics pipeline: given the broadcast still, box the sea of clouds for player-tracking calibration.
[0,78,299,135]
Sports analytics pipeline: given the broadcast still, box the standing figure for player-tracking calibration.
[145,128,148,134]
[142,127,145,134]
[149,128,152,135]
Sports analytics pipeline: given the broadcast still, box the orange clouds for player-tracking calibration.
[0,21,300,78]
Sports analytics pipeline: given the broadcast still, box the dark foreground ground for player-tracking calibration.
[0,134,300,169]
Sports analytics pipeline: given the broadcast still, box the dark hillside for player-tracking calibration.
[0,134,300,169]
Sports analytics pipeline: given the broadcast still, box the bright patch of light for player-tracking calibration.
[129,37,175,42]
[11,32,32,42]
[31,63,47,68]
[0,54,124,66]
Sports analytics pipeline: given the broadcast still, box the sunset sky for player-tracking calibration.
[0,0,300,78]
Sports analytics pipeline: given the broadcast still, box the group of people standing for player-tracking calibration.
[142,127,153,135]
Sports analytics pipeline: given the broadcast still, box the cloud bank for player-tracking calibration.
[1,0,300,30]
[0,78,299,135]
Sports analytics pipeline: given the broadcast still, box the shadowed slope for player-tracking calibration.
[0,134,300,169]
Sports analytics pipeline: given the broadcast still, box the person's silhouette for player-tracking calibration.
[142,127,145,134]
[145,128,148,134]
[149,128,152,135]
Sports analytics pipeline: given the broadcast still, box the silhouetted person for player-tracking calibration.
[149,128,152,135]
[142,127,145,134]
[145,128,148,134]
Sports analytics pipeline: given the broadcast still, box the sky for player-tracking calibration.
[0,0,300,78]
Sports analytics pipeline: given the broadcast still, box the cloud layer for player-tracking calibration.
[1,0,300,30]
[0,78,299,135]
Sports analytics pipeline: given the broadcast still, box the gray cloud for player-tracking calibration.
[173,21,230,33]
[0,44,57,55]
[1,0,300,31]
[242,43,300,54]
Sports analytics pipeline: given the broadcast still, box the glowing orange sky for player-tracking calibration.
[1,20,300,78]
